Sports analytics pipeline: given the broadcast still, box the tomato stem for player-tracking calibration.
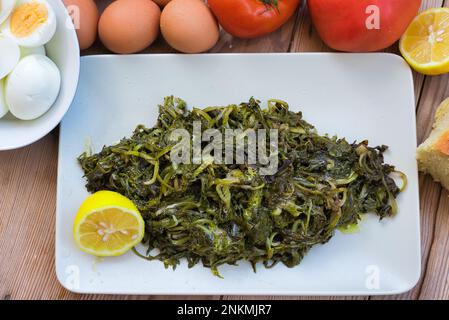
[259,0,280,11]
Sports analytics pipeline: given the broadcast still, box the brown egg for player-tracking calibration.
[99,0,161,54]
[153,0,172,6]
[63,0,99,50]
[161,0,219,53]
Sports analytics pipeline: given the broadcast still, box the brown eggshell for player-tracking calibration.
[160,0,219,53]
[99,0,161,54]
[63,0,99,50]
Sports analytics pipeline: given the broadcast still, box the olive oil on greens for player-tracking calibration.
[78,97,405,277]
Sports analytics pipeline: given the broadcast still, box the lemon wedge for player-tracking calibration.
[73,191,145,257]
[400,8,449,75]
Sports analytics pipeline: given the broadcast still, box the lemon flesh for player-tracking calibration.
[400,8,449,76]
[73,191,145,257]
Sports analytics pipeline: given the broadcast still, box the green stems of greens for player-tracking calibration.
[79,97,405,277]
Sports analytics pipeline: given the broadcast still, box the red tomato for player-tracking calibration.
[208,0,301,39]
[308,0,422,52]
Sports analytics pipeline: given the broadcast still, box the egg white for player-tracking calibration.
[20,44,45,58]
[5,54,61,120]
[2,0,57,47]
[0,0,16,25]
[0,78,9,118]
[0,33,20,79]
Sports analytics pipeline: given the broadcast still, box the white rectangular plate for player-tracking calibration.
[57,53,420,295]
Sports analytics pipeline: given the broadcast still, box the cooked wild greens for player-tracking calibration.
[78,97,405,276]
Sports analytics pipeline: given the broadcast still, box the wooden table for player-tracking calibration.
[1,0,449,300]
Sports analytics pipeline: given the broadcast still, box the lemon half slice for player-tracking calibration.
[400,8,449,75]
[73,191,145,257]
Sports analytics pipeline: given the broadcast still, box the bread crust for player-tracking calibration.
[417,98,449,191]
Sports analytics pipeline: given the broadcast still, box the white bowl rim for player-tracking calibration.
[0,0,80,151]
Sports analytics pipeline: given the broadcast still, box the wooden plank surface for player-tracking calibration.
[1,0,449,300]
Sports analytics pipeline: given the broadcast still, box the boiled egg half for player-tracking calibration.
[5,54,60,120]
[2,0,56,47]
[0,33,20,79]
[0,0,16,25]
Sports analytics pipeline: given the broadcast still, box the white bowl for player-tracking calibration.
[0,0,80,150]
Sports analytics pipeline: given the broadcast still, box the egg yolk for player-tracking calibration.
[436,130,449,156]
[10,1,48,38]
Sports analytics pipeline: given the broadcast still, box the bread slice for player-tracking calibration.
[417,98,449,190]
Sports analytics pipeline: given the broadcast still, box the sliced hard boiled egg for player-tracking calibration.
[2,0,56,47]
[0,0,16,25]
[20,44,45,57]
[0,78,9,118]
[0,33,20,79]
[5,54,60,120]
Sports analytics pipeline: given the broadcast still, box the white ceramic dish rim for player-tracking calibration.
[56,53,421,296]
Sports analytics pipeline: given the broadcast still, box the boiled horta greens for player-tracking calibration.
[78,97,405,277]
